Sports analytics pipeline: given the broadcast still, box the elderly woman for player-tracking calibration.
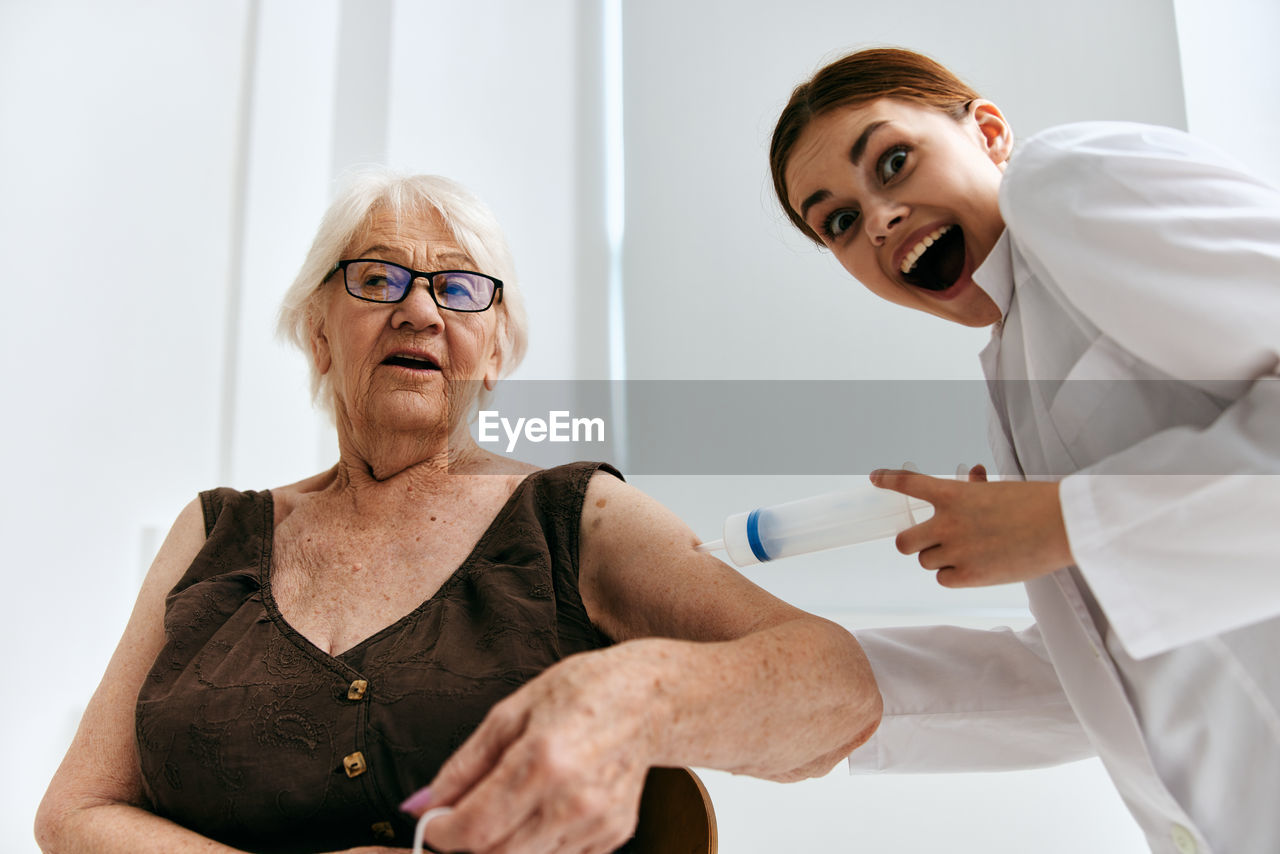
[35,171,882,854]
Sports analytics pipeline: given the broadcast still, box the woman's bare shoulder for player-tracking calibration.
[269,466,341,523]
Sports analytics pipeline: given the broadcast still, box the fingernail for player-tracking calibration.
[400,786,432,814]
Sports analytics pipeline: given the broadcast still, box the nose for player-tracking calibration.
[863,198,908,246]
[391,277,444,330]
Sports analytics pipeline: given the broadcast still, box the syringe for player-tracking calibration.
[696,481,934,567]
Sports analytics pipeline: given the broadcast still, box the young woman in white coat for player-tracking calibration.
[769,47,1279,854]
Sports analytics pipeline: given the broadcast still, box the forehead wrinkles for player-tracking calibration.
[785,124,836,213]
[348,210,473,267]
[786,115,864,217]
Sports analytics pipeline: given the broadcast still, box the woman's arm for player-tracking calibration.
[35,499,248,854]
[848,621,1092,773]
[411,472,881,854]
[577,471,881,777]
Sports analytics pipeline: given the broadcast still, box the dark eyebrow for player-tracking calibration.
[850,120,889,166]
[798,189,831,222]
[797,120,889,223]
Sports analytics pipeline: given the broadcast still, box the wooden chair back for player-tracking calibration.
[627,766,717,854]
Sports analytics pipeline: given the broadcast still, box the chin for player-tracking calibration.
[947,301,1000,326]
[367,397,448,432]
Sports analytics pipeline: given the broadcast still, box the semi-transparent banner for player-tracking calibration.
[445,378,1279,477]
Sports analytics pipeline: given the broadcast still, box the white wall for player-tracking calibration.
[2,1,1267,851]
[1173,0,1280,189]
[227,0,342,488]
[0,2,247,849]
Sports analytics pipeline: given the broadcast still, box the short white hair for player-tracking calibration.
[277,168,528,418]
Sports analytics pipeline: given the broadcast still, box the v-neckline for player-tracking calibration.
[257,471,538,666]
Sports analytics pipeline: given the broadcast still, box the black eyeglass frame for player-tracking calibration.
[329,258,504,312]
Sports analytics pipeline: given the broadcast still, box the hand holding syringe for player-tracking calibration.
[696,463,969,567]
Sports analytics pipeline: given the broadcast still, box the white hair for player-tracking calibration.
[277,168,528,418]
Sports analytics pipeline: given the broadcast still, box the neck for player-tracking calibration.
[334,410,486,485]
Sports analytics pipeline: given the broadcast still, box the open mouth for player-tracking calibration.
[900,224,966,292]
[382,353,440,371]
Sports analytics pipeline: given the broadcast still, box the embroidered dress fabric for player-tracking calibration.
[135,461,619,853]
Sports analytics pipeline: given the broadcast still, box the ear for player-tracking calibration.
[482,322,504,392]
[309,311,332,377]
[970,99,1014,167]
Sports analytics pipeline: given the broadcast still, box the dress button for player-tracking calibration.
[1171,823,1197,854]
[371,820,395,841]
[343,751,368,778]
[348,679,368,700]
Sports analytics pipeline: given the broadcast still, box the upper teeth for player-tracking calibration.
[900,225,952,275]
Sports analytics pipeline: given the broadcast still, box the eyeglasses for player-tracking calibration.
[332,259,503,312]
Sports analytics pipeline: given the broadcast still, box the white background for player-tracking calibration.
[3,0,1276,851]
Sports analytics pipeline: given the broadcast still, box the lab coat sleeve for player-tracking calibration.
[847,623,1092,772]
[999,123,1280,660]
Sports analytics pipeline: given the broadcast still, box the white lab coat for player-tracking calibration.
[848,123,1280,854]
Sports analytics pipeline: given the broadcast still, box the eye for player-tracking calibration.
[877,145,909,183]
[358,273,394,300]
[822,209,859,240]
[434,272,494,310]
[439,274,475,297]
[344,260,411,301]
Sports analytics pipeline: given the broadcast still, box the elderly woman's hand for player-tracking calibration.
[871,467,1075,586]
[404,643,659,854]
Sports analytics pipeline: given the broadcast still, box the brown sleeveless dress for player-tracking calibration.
[136,461,620,852]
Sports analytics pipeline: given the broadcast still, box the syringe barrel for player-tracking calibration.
[718,485,933,567]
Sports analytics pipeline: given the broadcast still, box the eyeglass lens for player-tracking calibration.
[345,261,495,310]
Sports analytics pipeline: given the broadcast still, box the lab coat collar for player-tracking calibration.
[972,228,1013,321]
[975,228,1013,372]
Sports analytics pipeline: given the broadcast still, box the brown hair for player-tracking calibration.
[770,47,980,243]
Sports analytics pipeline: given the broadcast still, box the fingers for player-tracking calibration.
[410,807,452,854]
[411,654,651,854]
[422,740,640,854]
[895,522,928,557]
[935,567,963,588]
[913,545,972,587]
[487,785,636,854]
[899,526,966,582]
[870,468,957,502]
[915,543,951,571]
[412,698,529,816]
[424,735,555,852]
[871,468,928,498]
[967,464,988,483]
